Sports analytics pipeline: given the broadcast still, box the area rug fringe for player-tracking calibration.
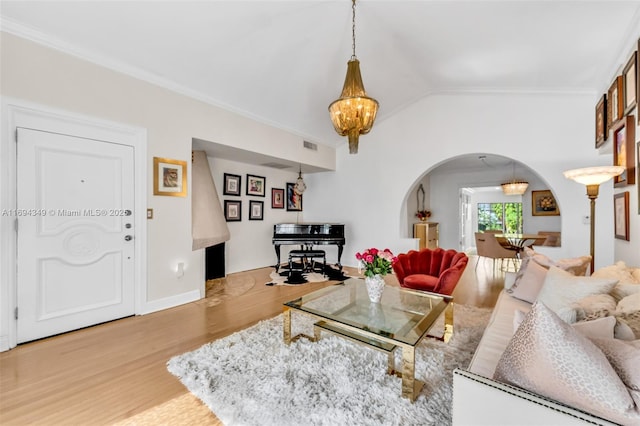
[167,304,491,426]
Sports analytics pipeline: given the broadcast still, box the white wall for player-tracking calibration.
[207,156,303,274]
[0,33,335,313]
[305,92,619,270]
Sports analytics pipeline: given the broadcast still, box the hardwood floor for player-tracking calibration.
[0,257,504,425]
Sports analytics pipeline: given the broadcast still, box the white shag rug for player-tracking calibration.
[167,304,492,426]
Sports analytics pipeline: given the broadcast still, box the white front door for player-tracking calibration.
[16,127,136,343]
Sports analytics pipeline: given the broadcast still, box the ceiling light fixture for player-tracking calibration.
[501,161,529,195]
[294,165,307,195]
[328,0,379,154]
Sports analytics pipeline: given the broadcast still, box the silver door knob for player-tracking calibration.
[124,235,133,241]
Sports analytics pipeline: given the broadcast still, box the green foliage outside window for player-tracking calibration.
[478,202,522,233]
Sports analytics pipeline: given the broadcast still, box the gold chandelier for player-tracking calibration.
[328,0,379,154]
[501,161,529,195]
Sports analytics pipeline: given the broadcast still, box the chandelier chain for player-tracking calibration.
[351,0,357,59]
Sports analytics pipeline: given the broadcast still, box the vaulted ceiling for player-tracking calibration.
[2,1,640,151]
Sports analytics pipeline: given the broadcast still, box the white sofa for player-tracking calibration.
[451,285,619,425]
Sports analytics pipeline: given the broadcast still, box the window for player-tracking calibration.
[477,202,522,233]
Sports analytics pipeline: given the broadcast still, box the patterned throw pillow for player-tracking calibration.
[494,302,640,425]
[537,267,618,323]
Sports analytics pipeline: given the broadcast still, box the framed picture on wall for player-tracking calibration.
[153,157,187,197]
[608,76,624,129]
[249,200,264,220]
[286,182,303,211]
[271,188,285,209]
[622,50,637,115]
[614,192,629,241]
[246,174,266,197]
[595,94,607,148]
[531,190,560,216]
[612,115,636,187]
[223,173,241,196]
[224,200,241,222]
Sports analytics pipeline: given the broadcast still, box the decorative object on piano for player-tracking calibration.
[612,115,636,187]
[223,173,241,196]
[153,157,187,197]
[622,50,636,115]
[246,174,266,197]
[249,200,264,221]
[356,248,398,303]
[286,182,303,211]
[271,188,285,209]
[415,184,431,221]
[294,165,307,195]
[595,94,607,148]
[328,0,378,154]
[224,200,241,222]
[531,190,559,216]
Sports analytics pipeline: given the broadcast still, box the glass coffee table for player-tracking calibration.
[283,277,453,402]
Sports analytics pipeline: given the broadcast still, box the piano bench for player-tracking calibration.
[288,249,326,276]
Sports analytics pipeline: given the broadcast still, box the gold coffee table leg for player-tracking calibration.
[443,303,454,343]
[283,307,292,345]
[401,345,424,402]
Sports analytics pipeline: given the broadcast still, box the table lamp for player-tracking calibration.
[563,166,624,274]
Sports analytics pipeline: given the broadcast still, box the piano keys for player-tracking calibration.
[272,223,345,272]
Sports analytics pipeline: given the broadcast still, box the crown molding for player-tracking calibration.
[0,17,328,146]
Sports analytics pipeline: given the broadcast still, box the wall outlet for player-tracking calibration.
[147,208,153,219]
[582,215,590,225]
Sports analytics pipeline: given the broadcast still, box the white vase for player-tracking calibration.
[365,274,385,303]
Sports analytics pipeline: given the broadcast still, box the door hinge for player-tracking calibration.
[14,307,18,320]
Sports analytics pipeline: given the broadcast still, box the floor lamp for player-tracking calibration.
[563,166,624,274]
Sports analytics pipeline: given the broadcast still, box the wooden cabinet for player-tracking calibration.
[413,222,439,250]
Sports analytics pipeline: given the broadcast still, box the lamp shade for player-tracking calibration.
[563,166,625,186]
[329,59,379,154]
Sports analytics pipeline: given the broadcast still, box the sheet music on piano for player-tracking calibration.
[272,223,345,272]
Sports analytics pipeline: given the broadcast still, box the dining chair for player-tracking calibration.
[474,232,519,272]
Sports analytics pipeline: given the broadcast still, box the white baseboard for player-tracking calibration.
[138,289,201,315]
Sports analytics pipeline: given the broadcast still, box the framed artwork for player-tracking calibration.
[246,174,266,197]
[595,94,607,148]
[223,173,241,196]
[271,188,285,209]
[153,157,187,197]
[224,200,241,222]
[608,76,624,129]
[531,190,560,216]
[623,51,637,115]
[249,200,264,220]
[614,192,629,241]
[286,182,303,211]
[612,115,636,187]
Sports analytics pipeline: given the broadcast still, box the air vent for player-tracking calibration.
[303,140,318,151]
[261,162,290,169]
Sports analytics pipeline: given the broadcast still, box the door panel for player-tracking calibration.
[17,127,135,343]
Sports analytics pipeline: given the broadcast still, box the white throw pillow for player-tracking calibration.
[573,293,617,321]
[494,302,640,425]
[524,247,591,276]
[617,293,640,315]
[507,257,548,303]
[590,338,640,392]
[537,266,618,323]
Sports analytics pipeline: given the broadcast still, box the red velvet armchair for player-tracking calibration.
[392,248,469,295]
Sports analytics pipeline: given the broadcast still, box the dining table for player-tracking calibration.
[495,233,548,256]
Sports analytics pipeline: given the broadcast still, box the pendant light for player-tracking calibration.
[328,0,379,154]
[501,161,529,195]
[294,165,306,195]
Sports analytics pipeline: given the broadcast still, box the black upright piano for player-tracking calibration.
[272,223,345,272]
